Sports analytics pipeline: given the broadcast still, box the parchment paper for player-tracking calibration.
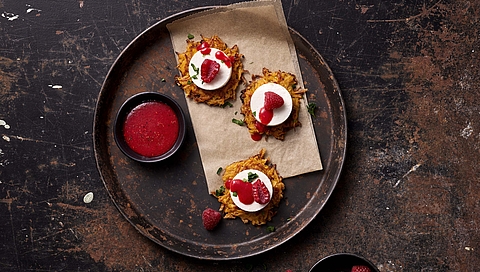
[167,0,322,193]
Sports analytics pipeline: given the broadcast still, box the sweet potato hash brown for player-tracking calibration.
[175,35,244,106]
[215,149,284,226]
[240,68,307,140]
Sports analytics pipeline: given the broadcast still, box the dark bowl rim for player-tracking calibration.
[113,91,186,163]
[309,253,380,272]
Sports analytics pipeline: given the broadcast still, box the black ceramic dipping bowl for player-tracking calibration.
[114,92,186,163]
[309,253,380,272]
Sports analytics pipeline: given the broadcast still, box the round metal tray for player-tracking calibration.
[93,7,346,260]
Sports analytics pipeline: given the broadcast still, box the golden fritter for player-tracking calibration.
[215,149,284,226]
[240,68,307,140]
[175,35,244,106]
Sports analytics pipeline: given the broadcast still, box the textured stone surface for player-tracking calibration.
[0,0,478,271]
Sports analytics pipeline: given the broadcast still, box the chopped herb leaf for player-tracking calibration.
[232,118,244,126]
[215,186,225,196]
[216,167,223,175]
[192,75,198,79]
[191,63,199,73]
[233,192,238,197]
[266,226,275,232]
[292,84,297,89]
[253,111,256,117]
[187,33,194,39]
[187,80,192,84]
[221,101,233,108]
[247,172,258,182]
[307,102,317,117]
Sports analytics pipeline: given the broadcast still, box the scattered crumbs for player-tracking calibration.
[83,192,94,203]
[2,135,10,142]
[461,122,473,139]
[1,12,19,21]
[48,84,63,89]
[465,246,473,251]
[161,78,166,82]
[0,120,9,130]
[26,5,42,14]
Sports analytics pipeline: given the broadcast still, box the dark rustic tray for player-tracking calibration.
[93,7,346,260]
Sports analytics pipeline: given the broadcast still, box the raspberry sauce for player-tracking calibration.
[230,179,254,205]
[259,107,274,125]
[123,101,179,157]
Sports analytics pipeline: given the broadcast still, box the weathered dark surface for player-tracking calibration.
[1,0,478,271]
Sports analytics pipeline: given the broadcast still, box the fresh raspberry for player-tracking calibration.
[351,265,372,272]
[202,208,221,230]
[201,59,220,83]
[264,91,284,110]
[252,179,270,204]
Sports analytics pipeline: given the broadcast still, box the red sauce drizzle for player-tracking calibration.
[197,41,211,55]
[123,101,179,157]
[230,179,254,205]
[215,51,232,68]
[259,107,274,125]
[251,132,262,141]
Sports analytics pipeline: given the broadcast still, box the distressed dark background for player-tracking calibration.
[1,0,479,271]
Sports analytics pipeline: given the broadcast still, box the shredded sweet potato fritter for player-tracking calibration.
[215,149,284,226]
[240,68,307,140]
[175,35,244,106]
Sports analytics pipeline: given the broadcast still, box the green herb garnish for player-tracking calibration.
[221,101,233,108]
[307,102,317,117]
[233,192,238,197]
[191,63,199,73]
[247,172,258,182]
[187,33,194,39]
[252,111,256,117]
[216,167,223,175]
[215,186,225,196]
[232,118,244,126]
[266,226,275,232]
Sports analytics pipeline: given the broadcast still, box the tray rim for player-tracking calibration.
[92,6,347,260]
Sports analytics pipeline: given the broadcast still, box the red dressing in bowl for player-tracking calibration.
[123,101,179,157]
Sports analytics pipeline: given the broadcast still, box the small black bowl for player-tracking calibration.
[114,92,186,163]
[309,253,380,272]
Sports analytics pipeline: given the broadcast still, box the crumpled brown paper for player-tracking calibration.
[167,0,322,193]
